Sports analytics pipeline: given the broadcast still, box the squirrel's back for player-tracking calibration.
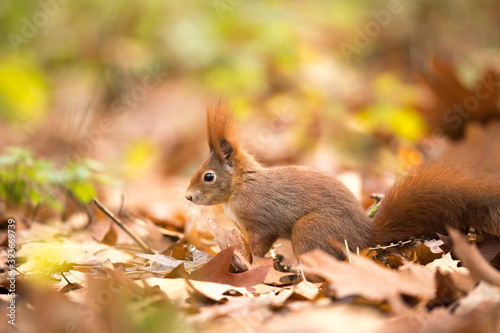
[372,161,500,245]
[229,165,372,248]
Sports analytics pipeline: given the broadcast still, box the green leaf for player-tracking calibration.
[0,147,104,212]
[69,182,96,203]
[28,188,42,206]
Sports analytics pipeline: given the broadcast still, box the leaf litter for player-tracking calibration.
[2,201,500,333]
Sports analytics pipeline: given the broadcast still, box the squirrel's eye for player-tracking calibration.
[203,172,215,182]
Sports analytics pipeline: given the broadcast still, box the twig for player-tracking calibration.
[367,193,385,218]
[93,198,154,254]
[62,186,95,225]
[369,193,385,204]
[61,271,73,286]
[369,236,430,251]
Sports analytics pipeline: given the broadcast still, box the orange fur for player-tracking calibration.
[372,161,500,245]
[207,102,238,160]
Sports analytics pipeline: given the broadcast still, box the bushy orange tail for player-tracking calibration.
[372,161,500,245]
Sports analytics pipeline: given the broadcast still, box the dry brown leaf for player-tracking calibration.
[448,271,477,295]
[386,255,404,269]
[261,302,385,333]
[448,228,500,286]
[381,302,500,333]
[205,217,252,261]
[424,253,476,294]
[433,269,462,306]
[264,267,298,286]
[204,217,253,271]
[180,216,218,251]
[59,282,83,294]
[475,233,500,262]
[135,253,187,272]
[301,250,435,313]
[249,284,277,294]
[289,280,321,301]
[360,249,387,267]
[272,288,295,307]
[411,243,443,265]
[425,252,461,273]
[190,294,275,332]
[101,223,117,245]
[141,278,191,302]
[166,246,272,292]
[142,277,252,303]
[454,282,500,316]
[398,261,436,296]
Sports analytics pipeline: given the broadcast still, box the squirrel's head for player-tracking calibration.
[185,103,239,206]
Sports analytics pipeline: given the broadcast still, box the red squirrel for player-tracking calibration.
[185,104,500,259]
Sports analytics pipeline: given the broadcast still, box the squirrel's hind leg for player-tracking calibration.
[291,213,346,260]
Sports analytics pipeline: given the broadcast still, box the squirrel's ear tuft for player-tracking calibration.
[207,101,238,162]
[219,138,234,167]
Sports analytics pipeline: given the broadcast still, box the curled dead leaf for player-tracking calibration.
[166,246,271,292]
[448,228,500,286]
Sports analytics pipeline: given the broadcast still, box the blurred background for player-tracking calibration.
[2,2,500,332]
[1,0,500,212]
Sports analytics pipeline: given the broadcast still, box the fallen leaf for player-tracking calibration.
[142,277,252,303]
[101,223,117,245]
[386,255,404,269]
[411,243,443,265]
[382,300,500,333]
[189,294,275,331]
[264,267,298,286]
[289,280,321,300]
[59,282,83,294]
[301,250,435,313]
[251,284,279,294]
[205,217,253,271]
[269,288,294,307]
[423,239,445,253]
[454,281,500,315]
[475,233,500,262]
[433,269,462,306]
[191,249,214,266]
[135,253,186,272]
[261,302,385,333]
[360,249,388,267]
[166,246,272,292]
[205,217,252,262]
[448,228,500,286]
[18,239,133,274]
[425,252,461,273]
[133,250,213,273]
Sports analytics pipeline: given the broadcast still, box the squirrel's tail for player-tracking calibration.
[371,161,500,246]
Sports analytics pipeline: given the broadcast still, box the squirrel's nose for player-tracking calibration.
[185,191,193,201]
